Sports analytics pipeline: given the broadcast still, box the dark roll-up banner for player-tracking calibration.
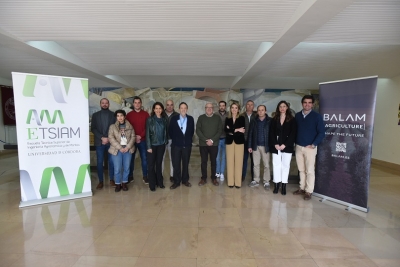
[1,85,16,125]
[314,76,377,213]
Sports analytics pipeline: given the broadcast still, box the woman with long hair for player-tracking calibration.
[146,102,168,191]
[269,101,296,195]
[108,110,136,192]
[225,103,246,188]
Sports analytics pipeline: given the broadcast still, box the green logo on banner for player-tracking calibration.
[26,109,64,125]
[39,164,90,199]
[22,74,88,101]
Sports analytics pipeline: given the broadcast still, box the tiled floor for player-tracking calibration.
[0,150,399,267]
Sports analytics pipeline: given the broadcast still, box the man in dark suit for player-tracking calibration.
[241,100,257,181]
[169,102,195,189]
[91,98,116,189]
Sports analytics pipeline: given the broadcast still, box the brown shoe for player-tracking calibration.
[304,192,312,200]
[122,183,128,191]
[293,189,305,195]
[96,182,103,190]
[212,179,219,186]
[183,182,192,187]
[110,180,116,188]
[198,179,207,186]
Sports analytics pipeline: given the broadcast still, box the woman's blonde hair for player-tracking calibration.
[228,103,241,119]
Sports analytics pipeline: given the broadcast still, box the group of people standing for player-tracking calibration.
[91,94,324,200]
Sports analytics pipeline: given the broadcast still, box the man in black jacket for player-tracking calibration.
[169,102,195,189]
[241,100,257,181]
[91,98,116,189]
[162,99,179,182]
[247,105,271,189]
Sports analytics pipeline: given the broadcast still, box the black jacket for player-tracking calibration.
[145,116,168,149]
[169,114,195,148]
[269,118,297,154]
[224,116,245,145]
[91,109,115,146]
[248,115,271,152]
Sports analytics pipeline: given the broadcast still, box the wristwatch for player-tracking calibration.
[311,144,316,149]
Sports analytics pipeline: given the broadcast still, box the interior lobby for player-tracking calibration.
[0,0,400,267]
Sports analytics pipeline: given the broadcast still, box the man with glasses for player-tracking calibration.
[196,103,222,186]
[169,102,195,189]
[293,95,325,200]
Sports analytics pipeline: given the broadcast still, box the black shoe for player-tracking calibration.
[281,183,287,195]
[160,185,165,189]
[122,183,128,191]
[170,176,174,182]
[115,184,122,192]
[235,186,241,189]
[229,186,234,188]
[150,188,156,192]
[170,184,180,189]
[273,182,280,194]
[143,176,149,184]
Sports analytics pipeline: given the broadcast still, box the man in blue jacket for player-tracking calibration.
[169,102,195,189]
[293,95,325,200]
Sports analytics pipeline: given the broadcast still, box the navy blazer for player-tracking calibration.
[224,116,245,145]
[168,114,194,147]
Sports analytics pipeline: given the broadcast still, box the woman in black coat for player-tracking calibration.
[269,100,296,195]
[225,103,245,188]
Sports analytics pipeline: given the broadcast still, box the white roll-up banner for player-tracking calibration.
[12,72,92,207]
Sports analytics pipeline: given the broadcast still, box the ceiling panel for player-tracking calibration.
[0,46,118,87]
[259,42,400,79]
[58,41,261,76]
[306,0,400,44]
[0,0,302,41]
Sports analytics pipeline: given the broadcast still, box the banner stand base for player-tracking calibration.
[19,192,92,208]
[313,193,369,213]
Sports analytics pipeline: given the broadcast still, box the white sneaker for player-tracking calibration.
[249,181,259,187]
[263,182,270,189]
[215,173,220,178]
[219,174,224,181]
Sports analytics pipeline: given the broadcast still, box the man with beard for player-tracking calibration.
[196,103,222,186]
[215,100,227,182]
[126,96,150,184]
[91,98,116,189]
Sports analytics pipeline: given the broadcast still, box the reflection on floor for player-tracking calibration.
[0,150,399,267]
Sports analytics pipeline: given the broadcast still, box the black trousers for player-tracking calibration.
[147,144,166,190]
[199,146,218,181]
[171,145,192,185]
[243,141,254,180]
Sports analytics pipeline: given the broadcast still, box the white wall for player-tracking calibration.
[372,75,400,165]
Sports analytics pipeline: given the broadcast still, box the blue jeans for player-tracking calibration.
[216,138,226,174]
[95,144,114,183]
[112,151,132,184]
[129,141,148,177]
